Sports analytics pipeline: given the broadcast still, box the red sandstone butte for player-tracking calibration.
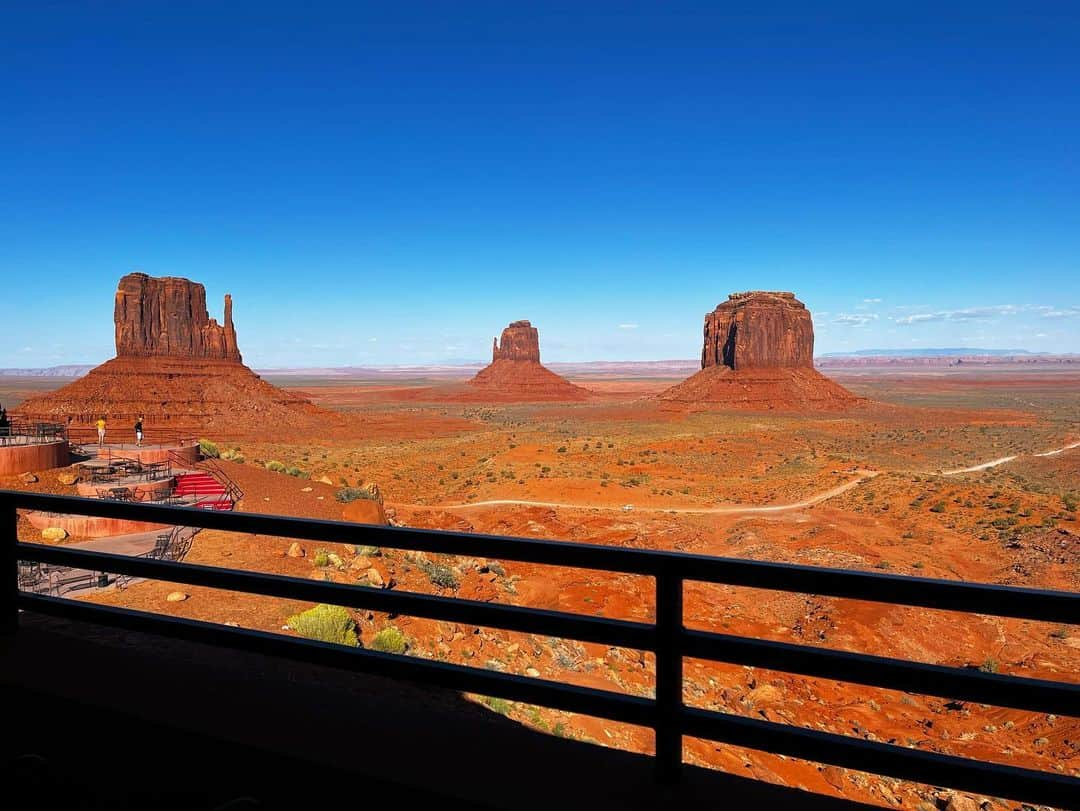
[17,273,318,429]
[115,273,241,361]
[660,291,861,410]
[465,321,589,402]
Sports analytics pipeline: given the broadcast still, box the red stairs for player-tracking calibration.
[174,472,233,510]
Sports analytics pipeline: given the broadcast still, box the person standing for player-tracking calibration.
[134,416,144,447]
[96,416,107,447]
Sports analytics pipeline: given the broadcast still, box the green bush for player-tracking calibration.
[198,438,220,459]
[335,486,376,503]
[220,448,245,463]
[418,560,459,590]
[265,460,287,473]
[370,626,407,654]
[286,466,303,477]
[287,604,358,647]
[313,549,330,567]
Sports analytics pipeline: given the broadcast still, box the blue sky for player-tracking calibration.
[2,2,1079,367]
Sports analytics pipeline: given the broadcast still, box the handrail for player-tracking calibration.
[167,449,244,505]
[1,491,1077,808]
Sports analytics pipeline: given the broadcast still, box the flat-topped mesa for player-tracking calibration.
[702,291,813,371]
[492,320,541,363]
[114,273,241,362]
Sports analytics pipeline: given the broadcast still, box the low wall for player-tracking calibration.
[25,511,169,539]
[0,440,70,476]
[94,445,200,466]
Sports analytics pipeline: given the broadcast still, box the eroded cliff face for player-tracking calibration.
[492,321,541,363]
[114,273,241,362]
[702,291,813,371]
[659,291,861,410]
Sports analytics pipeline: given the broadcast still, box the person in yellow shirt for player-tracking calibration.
[96,416,106,447]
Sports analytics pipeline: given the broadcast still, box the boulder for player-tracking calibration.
[41,527,68,542]
[56,472,80,486]
[342,498,388,526]
[20,473,38,484]
[165,591,188,603]
[287,542,306,558]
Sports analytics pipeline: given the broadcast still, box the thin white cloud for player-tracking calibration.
[862,298,882,304]
[618,323,639,330]
[894,305,1020,325]
[1039,307,1080,319]
[833,313,878,326]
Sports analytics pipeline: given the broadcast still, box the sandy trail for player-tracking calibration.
[942,438,1079,475]
[404,471,879,515]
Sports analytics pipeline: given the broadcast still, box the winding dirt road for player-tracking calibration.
[401,437,1079,517]
[407,471,880,516]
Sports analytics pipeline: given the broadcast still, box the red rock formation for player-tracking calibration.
[18,273,320,429]
[461,321,588,402]
[492,321,541,363]
[115,273,241,361]
[702,291,814,370]
[660,291,861,411]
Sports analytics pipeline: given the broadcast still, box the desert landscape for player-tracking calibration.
[3,274,1076,810]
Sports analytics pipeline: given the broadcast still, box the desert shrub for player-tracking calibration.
[313,549,330,567]
[1064,493,1078,512]
[979,657,999,674]
[287,604,358,647]
[335,486,376,503]
[286,466,303,477]
[198,438,220,458]
[370,626,407,654]
[557,446,567,453]
[929,501,946,513]
[482,695,512,715]
[265,460,287,472]
[423,562,459,590]
[220,448,245,463]
[356,545,381,557]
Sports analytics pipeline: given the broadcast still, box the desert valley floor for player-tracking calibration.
[3,364,1077,809]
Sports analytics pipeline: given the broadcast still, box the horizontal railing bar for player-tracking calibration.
[682,557,1080,624]
[5,491,1078,623]
[682,630,1079,717]
[682,707,1079,808]
[17,593,657,728]
[17,543,656,651]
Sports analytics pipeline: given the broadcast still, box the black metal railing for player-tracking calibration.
[1,491,1077,808]
[0,420,67,446]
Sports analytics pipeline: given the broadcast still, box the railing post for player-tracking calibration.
[1,496,18,635]
[654,569,683,783]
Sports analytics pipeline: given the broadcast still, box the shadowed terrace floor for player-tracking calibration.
[0,613,879,811]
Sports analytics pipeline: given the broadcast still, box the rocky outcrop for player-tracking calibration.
[17,272,321,429]
[702,291,813,370]
[115,273,241,361]
[492,321,541,363]
[460,320,588,402]
[660,291,861,411]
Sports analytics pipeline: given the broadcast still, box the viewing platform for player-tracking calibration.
[0,423,70,476]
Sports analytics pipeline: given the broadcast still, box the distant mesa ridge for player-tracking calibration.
[660,290,861,411]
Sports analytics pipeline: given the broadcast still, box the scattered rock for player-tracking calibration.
[287,542,305,558]
[317,475,334,486]
[40,527,68,542]
[301,486,313,493]
[56,472,80,486]
[365,568,385,588]
[526,667,540,678]
[943,794,979,811]
[166,591,188,603]
[20,473,38,484]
